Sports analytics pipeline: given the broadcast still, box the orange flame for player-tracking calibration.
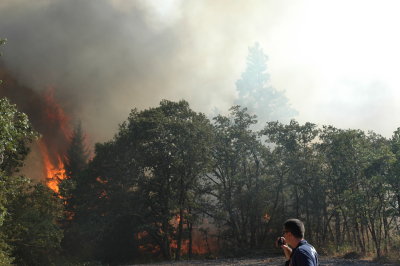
[38,87,71,193]
[0,69,72,192]
[170,215,216,256]
[39,140,67,193]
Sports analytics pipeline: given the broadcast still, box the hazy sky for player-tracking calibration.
[1,0,400,142]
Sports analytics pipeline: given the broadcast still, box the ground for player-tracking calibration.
[133,256,399,266]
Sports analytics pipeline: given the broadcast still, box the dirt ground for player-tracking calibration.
[133,256,399,266]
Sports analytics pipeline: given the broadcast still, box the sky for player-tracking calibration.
[1,0,400,143]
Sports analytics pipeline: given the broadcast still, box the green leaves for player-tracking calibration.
[63,100,214,263]
[209,106,271,250]
[3,181,64,266]
[0,97,46,264]
[0,98,38,175]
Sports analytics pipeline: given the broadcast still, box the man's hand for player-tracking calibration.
[275,236,286,247]
[276,237,292,260]
[281,244,292,260]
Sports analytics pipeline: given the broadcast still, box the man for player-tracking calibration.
[277,218,318,266]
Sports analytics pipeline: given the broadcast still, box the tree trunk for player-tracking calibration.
[187,218,193,259]
[161,220,172,260]
[360,222,366,253]
[397,194,400,216]
[381,211,389,255]
[368,219,381,259]
[175,208,184,260]
[334,210,341,252]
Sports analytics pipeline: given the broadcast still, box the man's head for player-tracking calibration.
[283,218,305,247]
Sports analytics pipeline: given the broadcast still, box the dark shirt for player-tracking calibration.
[285,240,318,266]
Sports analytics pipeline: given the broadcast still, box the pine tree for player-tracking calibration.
[64,122,89,179]
[59,122,90,257]
[235,43,297,126]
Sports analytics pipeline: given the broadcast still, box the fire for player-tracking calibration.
[42,87,71,138]
[170,215,217,256]
[38,87,71,193]
[39,140,66,193]
[263,213,271,222]
[134,216,218,257]
[0,69,72,192]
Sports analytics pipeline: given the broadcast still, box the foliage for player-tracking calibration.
[0,98,38,175]
[261,120,323,244]
[206,106,271,253]
[0,96,63,265]
[59,122,90,258]
[63,100,213,264]
[1,92,399,263]
[118,100,213,261]
[60,101,400,263]
[3,180,64,266]
[0,97,39,264]
[64,122,89,180]
[3,84,400,263]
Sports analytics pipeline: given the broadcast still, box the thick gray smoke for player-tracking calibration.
[0,0,242,142]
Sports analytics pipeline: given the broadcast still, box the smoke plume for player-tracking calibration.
[0,0,255,142]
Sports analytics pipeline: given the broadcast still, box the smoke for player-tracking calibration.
[0,0,168,141]
[0,67,71,179]
[0,0,253,142]
[1,0,400,145]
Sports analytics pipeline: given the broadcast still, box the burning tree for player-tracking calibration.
[64,100,213,264]
[118,100,213,260]
[0,68,73,193]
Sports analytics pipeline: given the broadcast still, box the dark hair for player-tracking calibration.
[284,218,305,239]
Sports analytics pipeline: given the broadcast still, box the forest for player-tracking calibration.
[1,96,400,265]
[0,39,400,265]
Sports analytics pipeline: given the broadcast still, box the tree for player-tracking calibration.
[316,127,396,257]
[361,133,394,258]
[0,98,64,266]
[59,122,90,258]
[65,138,140,263]
[261,120,324,245]
[60,122,90,210]
[124,100,213,260]
[64,122,89,180]
[388,128,400,217]
[317,127,368,251]
[0,97,38,264]
[0,98,38,175]
[2,181,64,266]
[64,100,213,264]
[235,43,297,126]
[207,106,271,252]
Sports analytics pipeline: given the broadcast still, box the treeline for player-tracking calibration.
[57,100,400,263]
[1,98,400,265]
